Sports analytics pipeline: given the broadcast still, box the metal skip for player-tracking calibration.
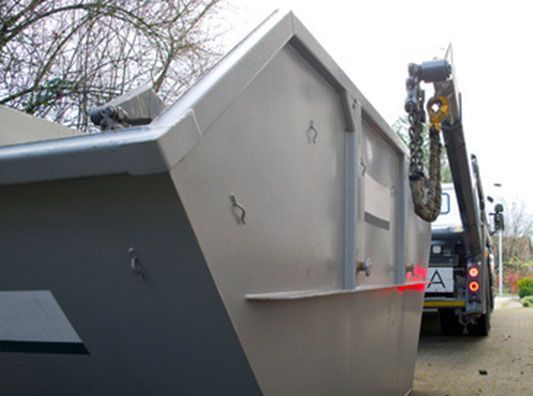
[0,11,431,396]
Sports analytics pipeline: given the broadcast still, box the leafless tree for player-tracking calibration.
[0,0,223,131]
[501,200,533,262]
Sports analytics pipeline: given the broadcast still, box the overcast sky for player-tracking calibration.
[221,0,532,216]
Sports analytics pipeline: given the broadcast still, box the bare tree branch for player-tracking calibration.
[1,0,224,131]
[500,200,533,262]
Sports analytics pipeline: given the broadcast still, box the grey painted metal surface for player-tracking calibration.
[0,174,261,395]
[0,106,79,146]
[0,10,430,395]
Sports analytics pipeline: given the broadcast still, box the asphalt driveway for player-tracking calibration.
[412,298,533,395]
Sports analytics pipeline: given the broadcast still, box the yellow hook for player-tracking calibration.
[426,96,449,131]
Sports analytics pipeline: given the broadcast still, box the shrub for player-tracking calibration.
[503,271,521,294]
[521,295,533,308]
[517,277,533,299]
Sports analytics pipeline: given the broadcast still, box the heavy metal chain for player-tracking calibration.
[405,68,448,222]
[406,86,425,179]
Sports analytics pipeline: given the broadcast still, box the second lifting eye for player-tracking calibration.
[128,247,149,282]
[306,121,318,144]
[230,194,246,225]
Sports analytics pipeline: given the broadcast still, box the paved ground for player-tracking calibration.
[412,298,533,396]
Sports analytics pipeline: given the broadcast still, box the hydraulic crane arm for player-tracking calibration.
[441,118,483,256]
[405,59,484,259]
[434,74,484,257]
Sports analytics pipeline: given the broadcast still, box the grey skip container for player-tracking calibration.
[0,10,430,396]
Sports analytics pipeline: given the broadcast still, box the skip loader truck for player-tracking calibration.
[403,55,503,336]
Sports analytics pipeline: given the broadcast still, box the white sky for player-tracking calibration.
[220,0,532,215]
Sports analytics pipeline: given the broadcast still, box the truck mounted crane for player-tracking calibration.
[404,57,504,336]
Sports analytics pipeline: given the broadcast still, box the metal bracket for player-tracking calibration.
[230,194,246,225]
[90,106,153,131]
[128,247,148,281]
[356,258,372,277]
[89,85,165,131]
[360,161,367,176]
[306,120,318,144]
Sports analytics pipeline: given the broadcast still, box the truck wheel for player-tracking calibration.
[469,288,491,336]
[468,311,490,336]
[438,309,463,335]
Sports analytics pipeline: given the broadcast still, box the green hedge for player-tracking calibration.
[517,277,533,299]
[522,295,533,308]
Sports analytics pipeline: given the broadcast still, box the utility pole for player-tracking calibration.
[499,229,503,295]
[493,183,504,295]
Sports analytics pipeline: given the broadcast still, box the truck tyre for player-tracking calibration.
[469,312,490,336]
[438,309,463,335]
[468,286,491,337]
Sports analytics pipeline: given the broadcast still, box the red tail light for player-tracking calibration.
[468,267,479,278]
[468,281,480,293]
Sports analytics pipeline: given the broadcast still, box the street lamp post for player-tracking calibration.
[499,228,503,295]
[493,183,504,295]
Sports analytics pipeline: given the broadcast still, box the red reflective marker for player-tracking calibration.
[468,281,480,292]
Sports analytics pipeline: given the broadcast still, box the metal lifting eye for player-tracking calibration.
[306,121,318,144]
[230,194,246,225]
[128,247,148,281]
